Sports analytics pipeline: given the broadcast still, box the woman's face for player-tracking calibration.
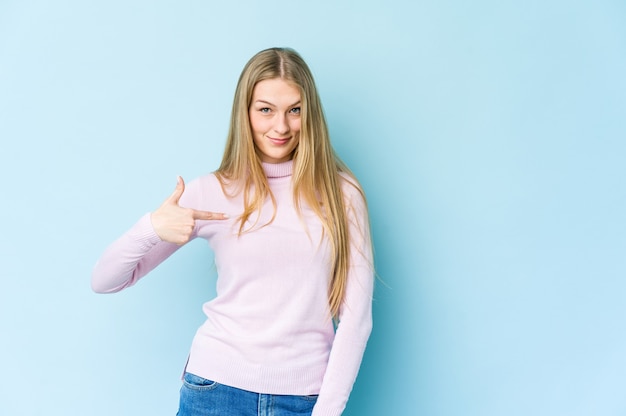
[249,78,302,164]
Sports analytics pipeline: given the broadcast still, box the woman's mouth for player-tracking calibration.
[268,137,290,145]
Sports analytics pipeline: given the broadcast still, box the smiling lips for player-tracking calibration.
[268,136,291,145]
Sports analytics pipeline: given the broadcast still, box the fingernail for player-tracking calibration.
[223,214,230,219]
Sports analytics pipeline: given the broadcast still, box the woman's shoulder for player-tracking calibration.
[182,172,222,194]
[338,171,364,197]
[338,171,368,213]
[177,172,227,208]
[191,171,222,186]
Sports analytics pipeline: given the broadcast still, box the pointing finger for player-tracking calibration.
[191,209,229,221]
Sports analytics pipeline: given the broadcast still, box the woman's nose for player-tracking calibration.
[273,113,290,135]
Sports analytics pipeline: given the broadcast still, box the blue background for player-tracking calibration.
[1,1,625,415]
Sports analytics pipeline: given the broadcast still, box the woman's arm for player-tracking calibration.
[312,181,375,416]
[91,176,227,293]
[91,212,180,293]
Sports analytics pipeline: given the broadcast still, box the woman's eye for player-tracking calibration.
[260,108,271,113]
[290,107,301,115]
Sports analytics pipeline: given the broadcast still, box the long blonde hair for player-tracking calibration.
[216,47,366,318]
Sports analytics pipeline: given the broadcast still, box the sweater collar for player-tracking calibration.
[262,160,294,178]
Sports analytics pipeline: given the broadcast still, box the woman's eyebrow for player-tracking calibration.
[254,100,275,106]
[254,99,301,107]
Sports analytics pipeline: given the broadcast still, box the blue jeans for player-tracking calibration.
[176,372,318,416]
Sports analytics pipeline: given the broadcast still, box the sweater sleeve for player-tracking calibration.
[312,181,375,416]
[91,178,203,294]
[90,213,182,293]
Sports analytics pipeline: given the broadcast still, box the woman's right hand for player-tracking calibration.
[151,176,228,245]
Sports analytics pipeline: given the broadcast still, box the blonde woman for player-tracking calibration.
[92,47,374,416]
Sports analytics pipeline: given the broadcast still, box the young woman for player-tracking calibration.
[92,47,374,416]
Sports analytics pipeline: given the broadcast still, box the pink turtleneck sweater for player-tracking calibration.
[91,160,374,416]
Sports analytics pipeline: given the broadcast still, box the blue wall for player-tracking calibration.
[1,1,625,415]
